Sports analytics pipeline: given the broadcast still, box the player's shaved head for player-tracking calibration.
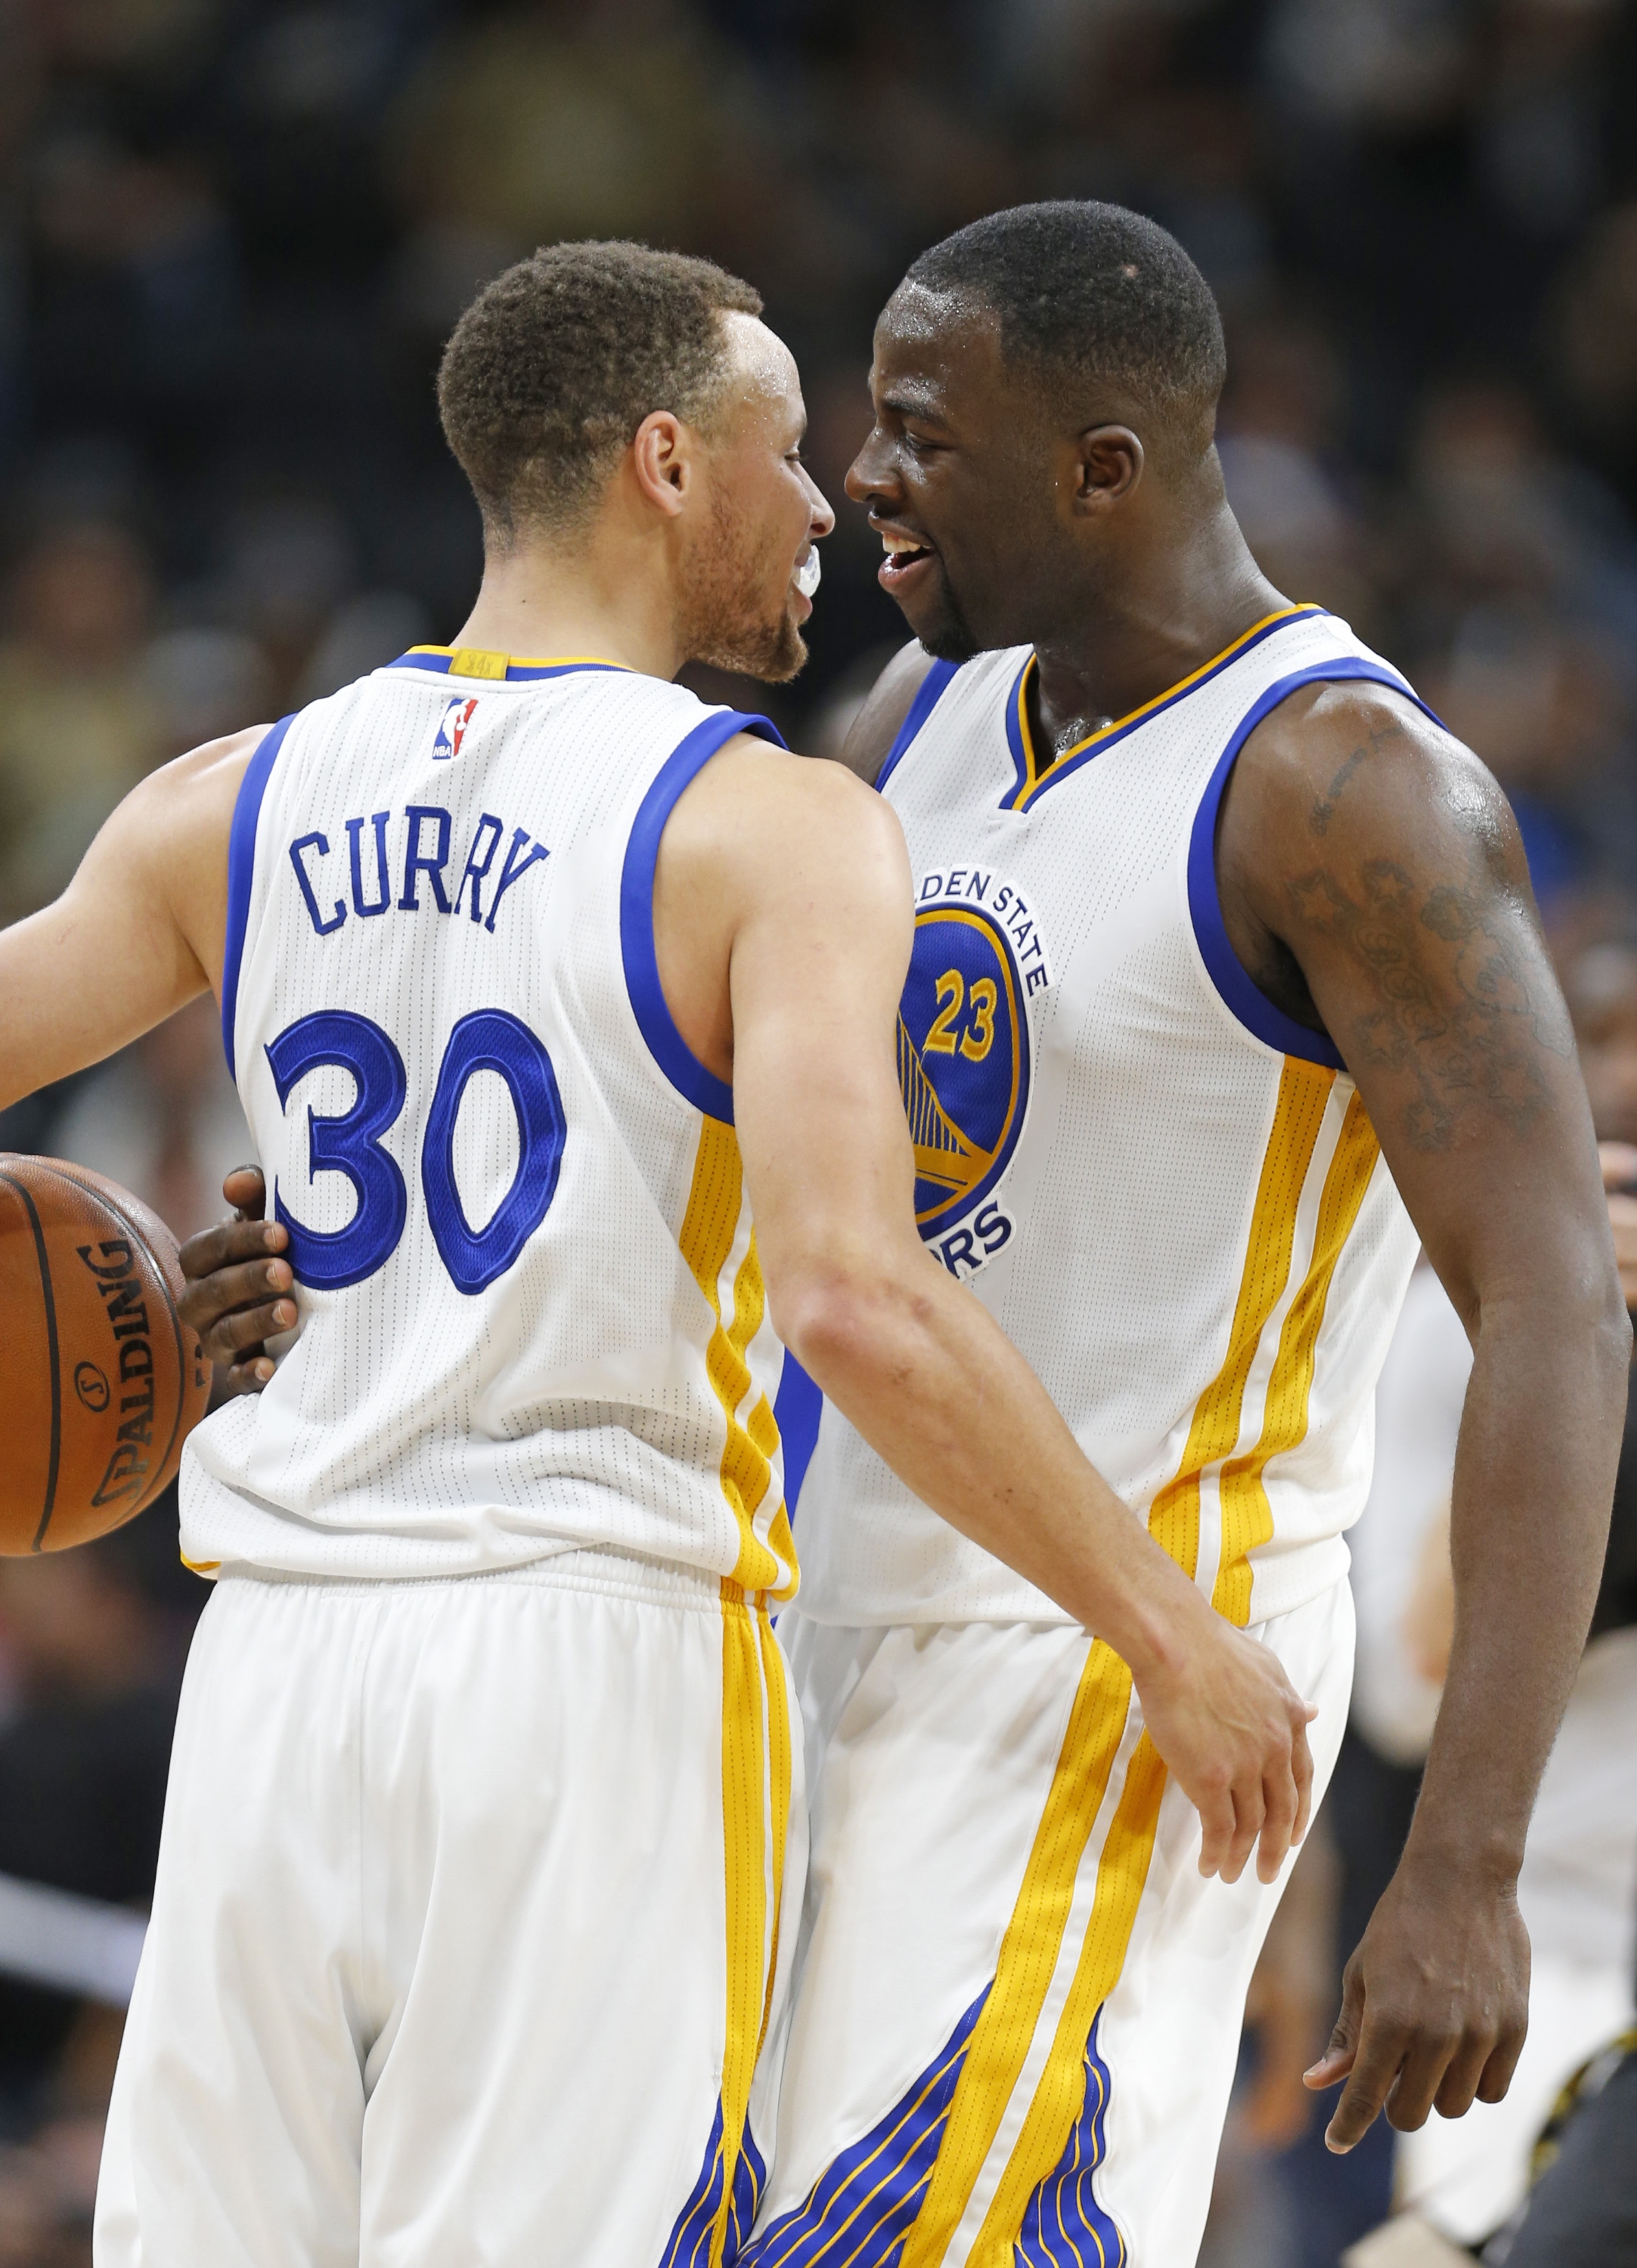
[902,202,1225,466]
[849,201,1236,660]
[439,240,764,548]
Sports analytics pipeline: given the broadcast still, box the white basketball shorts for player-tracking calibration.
[95,1554,804,2268]
[749,1579,1353,2268]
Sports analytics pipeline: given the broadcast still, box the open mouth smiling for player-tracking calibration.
[876,524,938,591]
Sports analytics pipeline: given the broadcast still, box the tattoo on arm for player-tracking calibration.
[1309,720,1405,837]
[1285,857,1572,1151]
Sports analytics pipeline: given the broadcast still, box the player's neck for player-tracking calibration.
[452,532,685,680]
[1031,503,1285,751]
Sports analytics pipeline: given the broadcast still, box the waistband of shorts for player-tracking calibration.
[215,1545,733,1614]
[795,1531,1350,1634]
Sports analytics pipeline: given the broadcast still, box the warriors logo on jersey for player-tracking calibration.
[897,866,1049,1277]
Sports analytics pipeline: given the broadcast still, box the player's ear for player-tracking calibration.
[1069,425,1143,513]
[629,411,693,518]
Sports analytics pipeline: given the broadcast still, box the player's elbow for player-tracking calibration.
[1592,1278,1634,1391]
[766,1244,926,1399]
[1532,1251,1632,1415]
[1577,1227,1635,1377]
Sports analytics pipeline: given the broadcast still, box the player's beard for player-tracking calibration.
[677,485,808,683]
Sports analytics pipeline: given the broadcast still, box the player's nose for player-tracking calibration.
[805,470,836,541]
[845,426,898,507]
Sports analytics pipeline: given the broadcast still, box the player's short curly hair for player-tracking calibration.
[439,240,764,546]
[905,202,1226,460]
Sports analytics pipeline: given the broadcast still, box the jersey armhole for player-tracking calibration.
[1186,659,1443,1071]
[221,714,297,1082]
[875,658,960,792]
[620,708,786,1124]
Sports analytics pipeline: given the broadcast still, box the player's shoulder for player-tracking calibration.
[1226,669,1527,914]
[1239,672,1503,838]
[130,723,271,829]
[666,732,907,919]
[702,729,899,841]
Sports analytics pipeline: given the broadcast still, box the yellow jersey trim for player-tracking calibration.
[400,643,635,679]
[1146,1055,1335,1576]
[677,1119,797,1600]
[1010,603,1321,811]
[1213,1089,1381,1624]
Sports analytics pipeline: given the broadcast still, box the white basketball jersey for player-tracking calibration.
[795,605,1426,1630]
[181,646,800,1596]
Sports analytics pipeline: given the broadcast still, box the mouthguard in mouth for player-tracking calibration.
[796,549,822,599]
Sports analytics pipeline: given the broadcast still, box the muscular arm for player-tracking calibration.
[666,738,1315,1883]
[1219,683,1629,2144]
[0,728,259,1110]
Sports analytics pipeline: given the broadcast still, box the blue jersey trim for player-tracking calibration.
[1003,655,1031,805]
[739,1985,988,2266]
[1016,2009,1124,2266]
[383,649,630,683]
[1187,659,1440,1069]
[221,714,296,1081]
[621,708,786,1125]
[875,657,960,792]
[658,2094,766,2268]
[773,1353,822,1520]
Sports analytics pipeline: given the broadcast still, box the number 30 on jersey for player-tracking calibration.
[265,1007,566,1296]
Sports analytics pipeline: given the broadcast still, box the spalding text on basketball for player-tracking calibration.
[75,1238,157,1507]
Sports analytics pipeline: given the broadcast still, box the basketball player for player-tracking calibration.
[717,205,1626,2268]
[0,241,1314,2266]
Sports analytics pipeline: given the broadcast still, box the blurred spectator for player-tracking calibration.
[0,524,163,924]
[215,498,358,706]
[1349,1257,1468,1768]
[1566,943,1637,1149]
[29,131,238,432]
[1218,313,1375,631]
[1554,202,1637,475]
[384,3,746,257]
[0,1529,182,2132]
[141,624,272,755]
[1331,940,1637,2251]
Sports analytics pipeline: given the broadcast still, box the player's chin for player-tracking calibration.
[757,618,809,685]
[699,610,809,686]
[887,570,978,665]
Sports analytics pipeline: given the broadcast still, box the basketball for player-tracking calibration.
[0,1155,211,1554]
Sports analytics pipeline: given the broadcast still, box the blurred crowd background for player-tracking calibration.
[1,0,1637,2262]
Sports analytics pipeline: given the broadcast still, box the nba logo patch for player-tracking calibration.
[433,696,478,760]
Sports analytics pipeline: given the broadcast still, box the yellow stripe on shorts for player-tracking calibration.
[712,1582,788,2268]
[900,1055,1361,2265]
[898,1641,1135,2268]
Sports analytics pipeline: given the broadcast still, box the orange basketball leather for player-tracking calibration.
[0,1156,212,1553]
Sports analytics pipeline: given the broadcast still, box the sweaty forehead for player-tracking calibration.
[872,285,1008,417]
[719,311,801,418]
